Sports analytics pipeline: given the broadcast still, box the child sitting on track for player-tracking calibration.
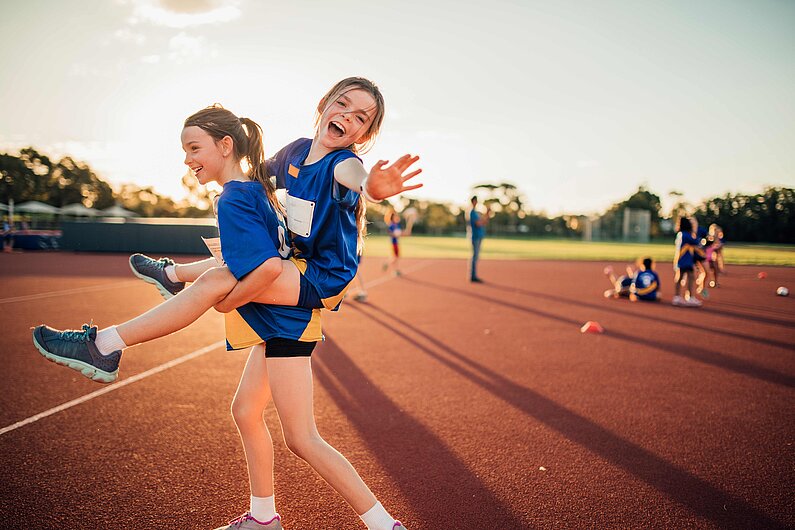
[630,257,661,302]
[603,265,634,299]
[603,257,660,302]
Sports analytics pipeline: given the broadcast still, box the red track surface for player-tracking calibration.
[1,253,793,529]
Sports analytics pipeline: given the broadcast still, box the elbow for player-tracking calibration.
[214,300,235,313]
[263,257,283,284]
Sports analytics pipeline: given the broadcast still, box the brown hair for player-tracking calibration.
[314,77,386,254]
[184,105,279,211]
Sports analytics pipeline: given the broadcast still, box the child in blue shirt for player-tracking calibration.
[631,257,661,302]
[131,79,417,530]
[33,92,416,530]
[382,209,403,276]
[672,217,702,307]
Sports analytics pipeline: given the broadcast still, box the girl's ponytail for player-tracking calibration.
[240,117,280,212]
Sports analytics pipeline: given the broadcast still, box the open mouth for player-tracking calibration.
[329,121,345,138]
[191,166,204,177]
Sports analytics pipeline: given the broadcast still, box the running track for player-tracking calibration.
[0,253,793,529]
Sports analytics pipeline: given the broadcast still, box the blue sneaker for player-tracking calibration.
[129,253,185,300]
[32,323,121,383]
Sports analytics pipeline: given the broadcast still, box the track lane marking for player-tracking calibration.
[1,259,432,436]
[0,341,224,436]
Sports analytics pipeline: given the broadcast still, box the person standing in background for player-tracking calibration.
[467,196,489,283]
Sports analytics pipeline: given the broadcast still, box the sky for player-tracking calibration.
[1,0,793,215]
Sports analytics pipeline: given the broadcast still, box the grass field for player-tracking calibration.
[362,235,795,266]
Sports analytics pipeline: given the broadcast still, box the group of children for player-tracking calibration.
[31,77,419,530]
[604,217,725,308]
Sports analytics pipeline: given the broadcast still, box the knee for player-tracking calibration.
[282,431,323,460]
[195,266,236,296]
[231,396,263,430]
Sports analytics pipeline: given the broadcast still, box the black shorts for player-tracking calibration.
[265,337,316,358]
[678,266,694,273]
[297,273,324,309]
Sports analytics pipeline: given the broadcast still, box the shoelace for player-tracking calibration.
[60,321,94,342]
[228,512,254,527]
[155,257,172,269]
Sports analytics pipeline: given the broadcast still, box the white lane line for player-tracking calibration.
[0,280,142,305]
[1,259,432,436]
[0,341,224,436]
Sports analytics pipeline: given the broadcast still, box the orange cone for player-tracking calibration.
[581,321,604,334]
[757,272,767,279]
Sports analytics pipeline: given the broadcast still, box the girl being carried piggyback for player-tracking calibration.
[34,77,419,530]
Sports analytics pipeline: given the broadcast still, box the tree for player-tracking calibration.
[695,187,795,243]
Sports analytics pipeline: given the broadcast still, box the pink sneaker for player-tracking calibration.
[213,512,283,530]
[393,522,407,530]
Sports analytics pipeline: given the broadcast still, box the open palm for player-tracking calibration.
[366,154,423,201]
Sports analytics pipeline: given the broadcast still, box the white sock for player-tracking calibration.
[250,495,277,523]
[164,264,181,283]
[360,502,396,530]
[95,326,127,355]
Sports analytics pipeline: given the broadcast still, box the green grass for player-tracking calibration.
[362,235,795,266]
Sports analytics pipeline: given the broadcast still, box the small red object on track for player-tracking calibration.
[580,321,605,334]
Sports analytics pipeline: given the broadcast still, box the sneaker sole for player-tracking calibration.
[129,256,174,301]
[32,332,118,384]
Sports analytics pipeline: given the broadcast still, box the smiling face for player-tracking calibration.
[181,126,227,186]
[315,88,378,151]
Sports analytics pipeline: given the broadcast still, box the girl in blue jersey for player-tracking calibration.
[31,104,392,530]
[383,209,403,276]
[672,217,702,307]
[630,257,661,302]
[129,78,418,530]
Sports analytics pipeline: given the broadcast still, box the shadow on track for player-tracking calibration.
[405,278,795,390]
[482,282,795,352]
[313,336,530,529]
[346,302,788,529]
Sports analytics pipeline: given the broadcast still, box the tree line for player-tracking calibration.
[2,147,792,242]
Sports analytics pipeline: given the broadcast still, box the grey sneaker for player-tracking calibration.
[32,323,121,383]
[214,513,283,530]
[129,253,185,300]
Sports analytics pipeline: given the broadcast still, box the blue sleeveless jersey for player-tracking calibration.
[216,180,322,350]
[267,138,361,310]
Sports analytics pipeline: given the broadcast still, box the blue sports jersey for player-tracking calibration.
[388,222,400,244]
[469,209,485,240]
[217,180,290,279]
[267,138,361,310]
[632,269,660,301]
[674,231,699,269]
[216,180,322,350]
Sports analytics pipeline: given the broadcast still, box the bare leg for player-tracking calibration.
[674,269,682,297]
[232,344,275,497]
[117,267,236,346]
[267,357,378,515]
[174,257,218,283]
